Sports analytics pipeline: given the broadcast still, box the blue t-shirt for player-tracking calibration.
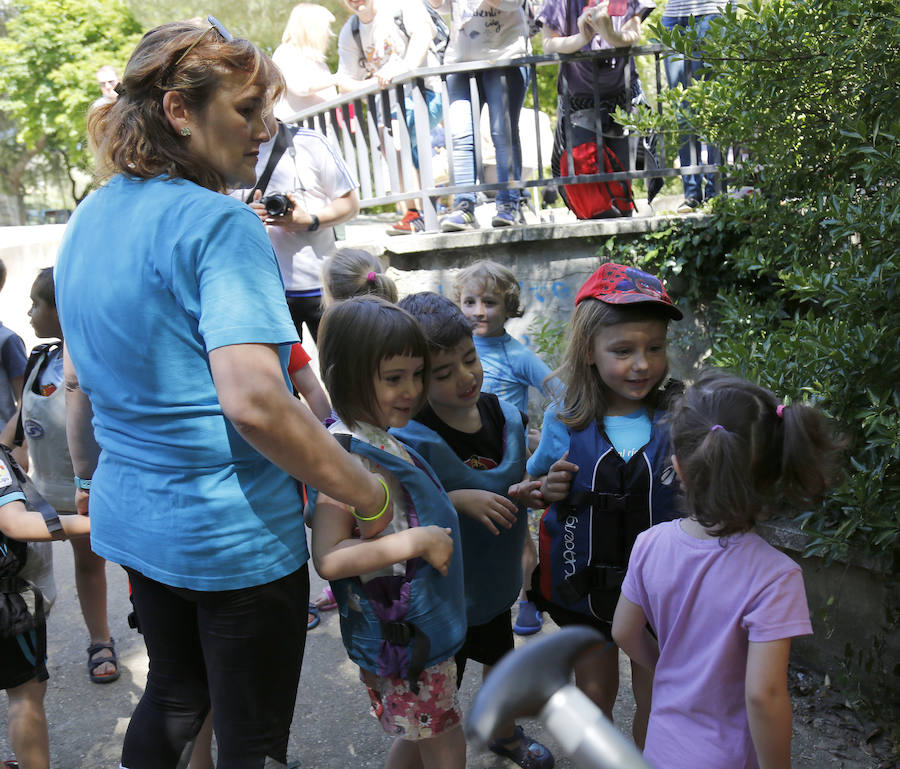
[55,175,303,591]
[474,332,555,415]
[603,407,652,461]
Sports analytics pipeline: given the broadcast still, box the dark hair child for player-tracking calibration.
[613,370,845,769]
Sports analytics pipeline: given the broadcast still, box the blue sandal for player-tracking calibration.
[489,726,554,769]
[87,637,119,684]
[307,603,320,630]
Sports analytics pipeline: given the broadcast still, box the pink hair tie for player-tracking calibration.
[366,271,377,284]
[711,425,725,432]
[776,404,786,418]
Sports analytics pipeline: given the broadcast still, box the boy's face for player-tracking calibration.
[588,319,668,416]
[29,288,61,340]
[427,337,483,417]
[458,283,507,338]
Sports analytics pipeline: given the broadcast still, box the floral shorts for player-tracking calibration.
[363,658,462,740]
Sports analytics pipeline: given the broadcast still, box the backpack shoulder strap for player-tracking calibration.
[14,342,60,448]
[350,14,367,71]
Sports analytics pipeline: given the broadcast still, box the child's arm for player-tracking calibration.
[289,365,332,423]
[746,638,793,769]
[448,488,518,535]
[312,491,454,579]
[0,499,90,541]
[611,594,659,672]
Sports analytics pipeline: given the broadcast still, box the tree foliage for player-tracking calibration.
[0,0,142,207]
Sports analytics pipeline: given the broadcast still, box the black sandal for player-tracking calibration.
[87,637,120,684]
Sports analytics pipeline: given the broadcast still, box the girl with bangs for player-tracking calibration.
[312,297,468,768]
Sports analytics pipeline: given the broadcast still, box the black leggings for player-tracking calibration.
[122,565,309,769]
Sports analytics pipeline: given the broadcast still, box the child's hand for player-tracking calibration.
[542,451,579,503]
[508,479,544,509]
[449,489,518,535]
[416,526,454,576]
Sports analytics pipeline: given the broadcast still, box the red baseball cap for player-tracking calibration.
[575,262,682,320]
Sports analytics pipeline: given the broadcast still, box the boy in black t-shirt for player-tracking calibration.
[394,293,553,769]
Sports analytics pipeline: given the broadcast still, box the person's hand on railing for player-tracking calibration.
[374,59,411,89]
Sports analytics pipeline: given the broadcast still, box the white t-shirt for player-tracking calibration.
[272,45,338,120]
[444,0,528,63]
[231,128,357,292]
[337,0,441,90]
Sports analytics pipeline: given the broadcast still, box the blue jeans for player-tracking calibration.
[446,66,529,209]
[661,14,722,201]
[402,87,443,168]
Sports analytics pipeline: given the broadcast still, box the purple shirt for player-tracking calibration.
[538,0,655,98]
[621,520,812,769]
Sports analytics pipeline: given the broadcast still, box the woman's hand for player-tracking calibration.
[541,451,579,503]
[414,526,454,575]
[449,489,518,535]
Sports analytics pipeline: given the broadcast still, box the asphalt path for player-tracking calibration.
[0,533,877,768]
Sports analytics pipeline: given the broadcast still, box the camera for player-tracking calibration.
[259,193,293,217]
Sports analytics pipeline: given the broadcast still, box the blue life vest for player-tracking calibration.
[393,397,528,626]
[312,434,466,692]
[535,410,678,623]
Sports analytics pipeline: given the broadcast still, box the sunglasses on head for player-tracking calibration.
[170,14,233,71]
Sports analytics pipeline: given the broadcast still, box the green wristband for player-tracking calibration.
[352,477,390,522]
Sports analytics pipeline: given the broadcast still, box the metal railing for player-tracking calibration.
[283,45,725,232]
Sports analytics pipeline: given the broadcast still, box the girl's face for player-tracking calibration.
[588,319,668,415]
[372,354,425,429]
[458,282,507,338]
[29,287,61,340]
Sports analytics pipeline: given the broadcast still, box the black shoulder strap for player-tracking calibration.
[244,122,294,204]
[351,15,366,71]
[14,342,60,448]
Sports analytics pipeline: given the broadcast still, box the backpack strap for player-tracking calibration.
[14,342,60,448]
[243,122,295,204]
[350,15,367,73]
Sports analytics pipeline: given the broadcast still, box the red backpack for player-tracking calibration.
[559,137,635,219]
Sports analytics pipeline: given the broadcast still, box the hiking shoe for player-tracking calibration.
[440,207,478,232]
[491,204,521,227]
[387,209,424,235]
[676,197,701,214]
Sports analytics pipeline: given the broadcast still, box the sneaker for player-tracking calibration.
[513,599,543,636]
[491,204,521,227]
[676,197,701,214]
[387,208,424,235]
[440,207,478,232]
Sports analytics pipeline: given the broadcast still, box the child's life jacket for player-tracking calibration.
[0,443,62,679]
[535,410,678,623]
[393,397,528,626]
[309,434,466,693]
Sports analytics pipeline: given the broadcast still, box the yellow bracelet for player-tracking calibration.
[352,477,390,522]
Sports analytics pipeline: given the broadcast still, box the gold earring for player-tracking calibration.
[180,126,191,136]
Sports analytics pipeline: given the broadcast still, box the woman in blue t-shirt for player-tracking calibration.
[56,19,393,768]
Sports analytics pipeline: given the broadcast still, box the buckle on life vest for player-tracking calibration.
[558,565,625,606]
[380,620,432,695]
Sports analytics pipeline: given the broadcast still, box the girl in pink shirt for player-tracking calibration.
[613,370,845,769]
